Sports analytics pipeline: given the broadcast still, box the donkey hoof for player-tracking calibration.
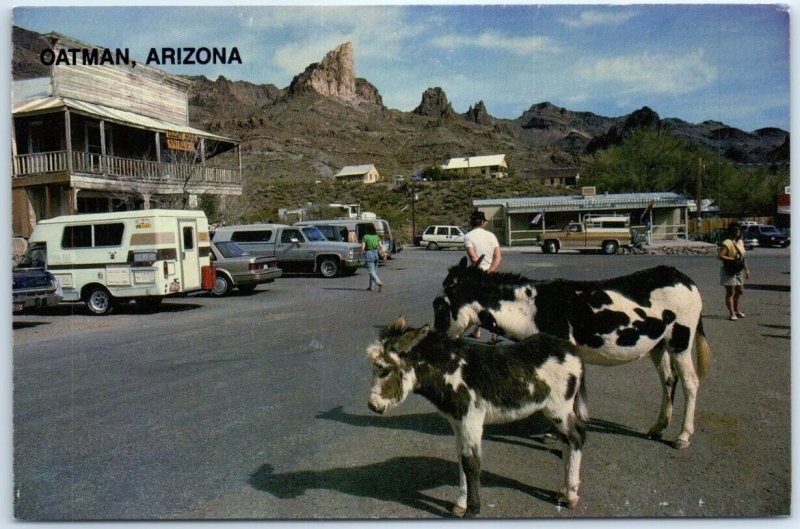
[559,495,580,509]
[673,439,691,450]
[646,430,663,440]
[450,504,466,518]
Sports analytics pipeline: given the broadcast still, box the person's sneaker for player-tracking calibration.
[735,312,745,318]
[729,315,738,321]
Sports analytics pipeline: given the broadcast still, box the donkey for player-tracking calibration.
[366,316,587,517]
[434,258,711,450]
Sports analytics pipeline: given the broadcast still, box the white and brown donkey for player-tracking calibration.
[367,316,588,517]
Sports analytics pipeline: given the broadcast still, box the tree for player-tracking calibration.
[581,128,788,216]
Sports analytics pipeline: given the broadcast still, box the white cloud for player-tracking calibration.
[579,50,717,96]
[430,31,557,55]
[560,10,637,29]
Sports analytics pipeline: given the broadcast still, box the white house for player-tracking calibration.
[334,164,381,184]
[442,154,508,179]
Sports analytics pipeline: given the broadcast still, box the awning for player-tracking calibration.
[13,96,236,146]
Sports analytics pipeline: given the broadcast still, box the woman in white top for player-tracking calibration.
[718,222,751,321]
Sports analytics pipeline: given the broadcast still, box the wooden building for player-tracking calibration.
[11,32,241,238]
[334,164,381,184]
[441,154,508,179]
[533,167,580,187]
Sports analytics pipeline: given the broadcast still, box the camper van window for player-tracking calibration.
[16,243,46,268]
[232,230,272,243]
[183,227,195,250]
[62,225,93,248]
[62,223,125,248]
[94,223,125,246]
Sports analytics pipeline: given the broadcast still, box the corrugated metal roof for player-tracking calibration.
[12,96,236,144]
[335,164,375,177]
[475,192,687,213]
[444,154,506,170]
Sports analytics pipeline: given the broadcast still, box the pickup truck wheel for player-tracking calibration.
[543,240,558,254]
[427,242,439,251]
[603,241,619,255]
[319,258,340,278]
[85,286,114,315]
[211,274,231,296]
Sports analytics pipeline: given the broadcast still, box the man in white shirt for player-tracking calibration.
[464,210,502,341]
[464,210,502,273]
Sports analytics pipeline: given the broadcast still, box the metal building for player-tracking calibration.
[474,191,690,246]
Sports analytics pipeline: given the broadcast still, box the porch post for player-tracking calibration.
[99,119,107,175]
[68,188,77,214]
[64,109,73,173]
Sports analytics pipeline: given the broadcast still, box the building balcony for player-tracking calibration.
[13,150,241,187]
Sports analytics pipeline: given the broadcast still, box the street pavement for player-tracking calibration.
[9,245,794,523]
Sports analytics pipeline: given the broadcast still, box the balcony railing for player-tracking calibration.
[13,150,240,185]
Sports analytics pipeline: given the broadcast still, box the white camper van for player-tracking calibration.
[18,209,215,314]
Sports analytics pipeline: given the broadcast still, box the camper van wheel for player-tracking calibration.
[211,274,232,296]
[602,241,619,255]
[318,258,340,278]
[85,286,114,315]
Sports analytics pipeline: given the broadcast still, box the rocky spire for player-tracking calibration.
[288,42,357,99]
[287,42,382,106]
[464,100,492,124]
[413,87,457,120]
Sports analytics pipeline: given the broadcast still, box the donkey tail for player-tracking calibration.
[695,317,711,379]
[574,367,589,423]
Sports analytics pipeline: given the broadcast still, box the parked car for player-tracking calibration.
[421,225,469,250]
[212,224,362,278]
[294,217,399,256]
[12,268,62,313]
[209,240,282,296]
[743,224,790,248]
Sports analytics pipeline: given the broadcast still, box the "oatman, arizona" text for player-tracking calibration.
[40,47,242,67]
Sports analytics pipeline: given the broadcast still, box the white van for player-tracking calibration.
[18,209,214,314]
[294,218,399,255]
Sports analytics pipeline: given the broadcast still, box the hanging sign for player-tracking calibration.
[166,131,197,151]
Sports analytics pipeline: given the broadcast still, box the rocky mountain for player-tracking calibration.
[12,26,789,186]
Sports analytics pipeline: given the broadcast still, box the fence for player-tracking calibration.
[13,150,240,185]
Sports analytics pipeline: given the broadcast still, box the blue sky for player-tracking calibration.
[8,2,791,132]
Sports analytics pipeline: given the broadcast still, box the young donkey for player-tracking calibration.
[435,258,711,450]
[366,316,588,517]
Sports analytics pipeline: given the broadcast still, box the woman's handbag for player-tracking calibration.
[723,242,745,274]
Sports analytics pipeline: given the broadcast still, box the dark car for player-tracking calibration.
[13,268,62,313]
[743,225,790,248]
[209,240,283,296]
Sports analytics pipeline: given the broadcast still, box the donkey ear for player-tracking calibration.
[458,256,469,269]
[391,315,407,329]
[408,324,433,348]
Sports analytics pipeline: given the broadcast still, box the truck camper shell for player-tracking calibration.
[20,209,214,314]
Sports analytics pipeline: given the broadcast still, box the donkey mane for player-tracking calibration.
[379,321,410,340]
